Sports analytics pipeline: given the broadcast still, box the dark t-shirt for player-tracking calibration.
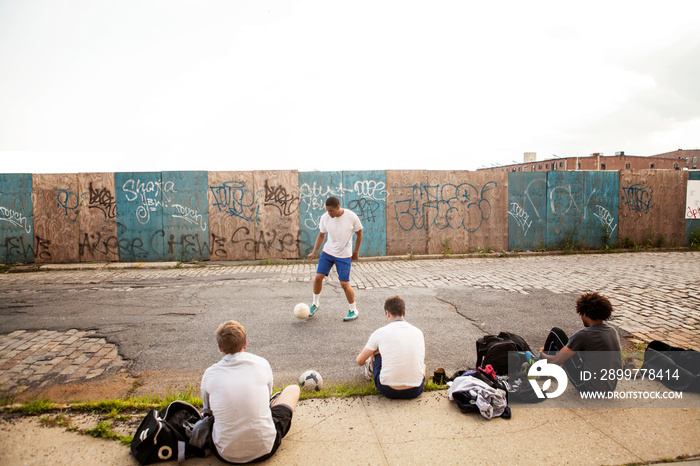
[567,324,622,392]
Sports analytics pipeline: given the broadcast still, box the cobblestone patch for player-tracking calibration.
[0,330,128,396]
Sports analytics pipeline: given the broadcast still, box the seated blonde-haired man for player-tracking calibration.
[201,321,300,464]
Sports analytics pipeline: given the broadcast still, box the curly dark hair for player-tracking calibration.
[575,292,613,321]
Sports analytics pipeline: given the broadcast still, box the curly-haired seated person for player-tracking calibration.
[539,292,622,393]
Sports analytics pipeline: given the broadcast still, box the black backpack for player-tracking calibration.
[641,340,700,392]
[476,332,533,376]
[131,401,209,465]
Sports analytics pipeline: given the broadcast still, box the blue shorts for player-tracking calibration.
[316,252,352,282]
[372,354,425,400]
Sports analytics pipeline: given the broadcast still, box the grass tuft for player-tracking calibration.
[83,420,131,444]
[40,412,72,428]
[291,380,447,400]
[15,398,54,415]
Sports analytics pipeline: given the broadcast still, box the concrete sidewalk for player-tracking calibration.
[1,391,699,465]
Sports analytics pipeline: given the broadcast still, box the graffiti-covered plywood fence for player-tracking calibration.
[0,169,696,264]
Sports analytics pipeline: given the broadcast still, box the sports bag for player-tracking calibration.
[497,332,533,353]
[476,332,533,375]
[641,340,700,392]
[506,372,546,403]
[131,400,209,465]
[449,366,511,419]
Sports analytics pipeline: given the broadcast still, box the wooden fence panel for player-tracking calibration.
[32,174,80,263]
[386,170,429,255]
[253,170,300,259]
[0,173,34,264]
[619,170,688,247]
[208,171,258,261]
[77,172,119,262]
[687,171,700,245]
[424,171,471,254]
[458,170,508,252]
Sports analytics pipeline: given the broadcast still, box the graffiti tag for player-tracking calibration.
[0,206,32,233]
[392,182,497,232]
[621,184,653,214]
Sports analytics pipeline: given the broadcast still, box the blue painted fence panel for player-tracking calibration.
[546,171,619,248]
[343,170,387,257]
[0,174,34,264]
[298,171,344,255]
[115,172,165,262]
[508,172,547,250]
[162,171,210,261]
[586,171,619,247]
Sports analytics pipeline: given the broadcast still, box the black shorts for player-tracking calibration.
[214,404,294,464]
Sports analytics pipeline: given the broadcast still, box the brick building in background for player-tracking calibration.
[478,148,700,172]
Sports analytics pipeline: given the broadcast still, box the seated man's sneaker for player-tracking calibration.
[343,309,359,321]
[309,305,319,317]
[364,359,373,380]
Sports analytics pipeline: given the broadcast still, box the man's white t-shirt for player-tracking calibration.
[364,319,425,387]
[320,209,363,258]
[201,352,275,463]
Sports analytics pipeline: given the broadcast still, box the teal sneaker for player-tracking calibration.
[343,309,359,321]
[309,305,319,317]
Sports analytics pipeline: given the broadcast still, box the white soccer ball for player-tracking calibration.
[299,370,323,391]
[294,303,310,319]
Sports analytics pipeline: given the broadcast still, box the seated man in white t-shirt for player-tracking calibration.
[355,295,426,399]
[201,321,300,464]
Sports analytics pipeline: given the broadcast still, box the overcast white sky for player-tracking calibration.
[1,0,699,174]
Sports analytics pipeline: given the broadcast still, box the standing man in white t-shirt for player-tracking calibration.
[307,196,363,321]
[356,295,426,399]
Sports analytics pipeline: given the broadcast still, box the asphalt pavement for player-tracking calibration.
[0,251,699,465]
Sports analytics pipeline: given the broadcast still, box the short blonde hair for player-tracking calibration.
[216,321,246,354]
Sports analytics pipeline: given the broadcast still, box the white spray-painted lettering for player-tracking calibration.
[508,202,532,236]
[299,180,387,229]
[353,180,386,201]
[299,181,353,229]
[525,178,546,220]
[594,205,617,235]
[171,203,207,231]
[0,206,32,234]
[122,179,177,224]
